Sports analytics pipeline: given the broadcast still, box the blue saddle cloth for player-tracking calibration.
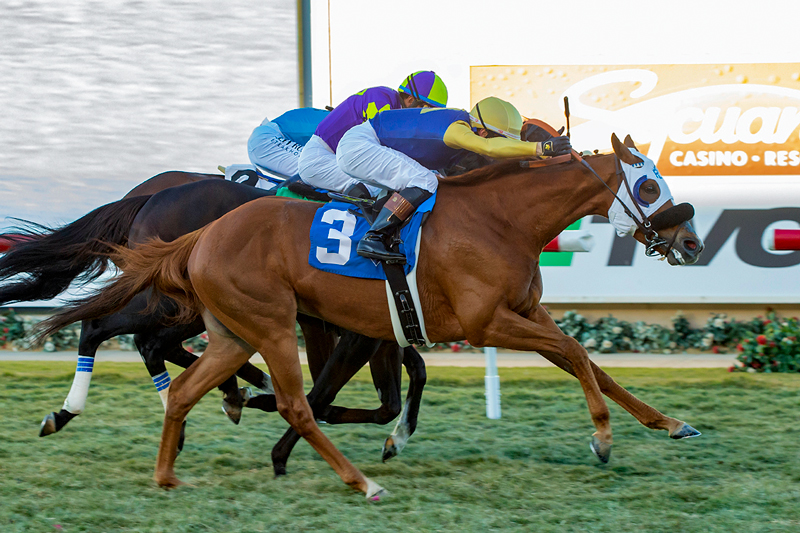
[308,193,436,279]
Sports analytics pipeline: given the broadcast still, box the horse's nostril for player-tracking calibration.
[684,240,698,251]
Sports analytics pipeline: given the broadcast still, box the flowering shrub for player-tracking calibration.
[629,321,676,353]
[183,331,209,353]
[732,313,800,373]
[0,309,81,351]
[584,315,634,353]
[556,311,593,341]
[0,308,793,367]
[691,313,764,352]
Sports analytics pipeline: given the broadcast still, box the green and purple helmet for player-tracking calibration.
[398,71,448,108]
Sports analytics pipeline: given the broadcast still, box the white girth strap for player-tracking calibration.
[385,227,434,348]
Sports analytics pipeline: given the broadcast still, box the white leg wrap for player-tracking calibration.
[389,400,411,453]
[62,356,94,414]
[152,371,171,411]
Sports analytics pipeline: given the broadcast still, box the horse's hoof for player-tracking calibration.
[670,423,702,440]
[273,463,287,477]
[366,479,389,502]
[590,435,612,464]
[155,475,185,490]
[368,488,390,502]
[39,412,58,437]
[222,388,248,425]
[221,404,242,425]
[381,437,398,462]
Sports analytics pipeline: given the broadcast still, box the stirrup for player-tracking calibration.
[357,240,406,264]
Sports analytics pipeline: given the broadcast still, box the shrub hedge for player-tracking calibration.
[3,308,799,373]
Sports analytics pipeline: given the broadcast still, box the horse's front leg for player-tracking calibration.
[526,306,700,440]
[470,305,614,463]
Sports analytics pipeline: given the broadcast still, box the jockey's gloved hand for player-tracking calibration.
[540,136,572,156]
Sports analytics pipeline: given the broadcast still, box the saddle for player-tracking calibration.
[303,184,429,346]
[219,164,291,190]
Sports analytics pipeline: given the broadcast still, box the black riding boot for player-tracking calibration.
[357,187,432,263]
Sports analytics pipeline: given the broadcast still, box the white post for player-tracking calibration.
[484,347,501,419]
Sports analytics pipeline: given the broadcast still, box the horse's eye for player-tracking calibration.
[638,179,660,203]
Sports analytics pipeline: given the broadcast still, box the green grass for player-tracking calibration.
[2,362,800,532]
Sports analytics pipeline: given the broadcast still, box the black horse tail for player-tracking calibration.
[37,227,208,340]
[0,195,152,305]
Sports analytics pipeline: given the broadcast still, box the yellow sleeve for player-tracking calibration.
[442,121,541,158]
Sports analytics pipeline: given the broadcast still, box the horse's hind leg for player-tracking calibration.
[153,317,255,488]
[40,291,181,436]
[135,318,242,426]
[270,330,382,476]
[136,299,273,424]
[382,345,427,462]
[39,313,129,437]
[257,330,384,498]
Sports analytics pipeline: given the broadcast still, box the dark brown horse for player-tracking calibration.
[41,135,704,499]
[0,175,425,470]
[122,170,222,198]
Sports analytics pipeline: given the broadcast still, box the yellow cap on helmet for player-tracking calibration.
[468,97,523,140]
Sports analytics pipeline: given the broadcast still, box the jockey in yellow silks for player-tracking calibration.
[335,96,572,262]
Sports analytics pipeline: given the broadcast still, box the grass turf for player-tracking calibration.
[1,362,799,532]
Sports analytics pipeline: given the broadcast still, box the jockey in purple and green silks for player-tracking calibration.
[335,96,572,263]
[298,71,448,198]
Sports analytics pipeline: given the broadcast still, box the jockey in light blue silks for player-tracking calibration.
[335,96,573,262]
[298,71,449,198]
[247,107,330,178]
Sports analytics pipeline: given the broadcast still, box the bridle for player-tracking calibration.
[576,154,681,261]
[552,98,685,262]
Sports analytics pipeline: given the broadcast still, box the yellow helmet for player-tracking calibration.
[468,97,523,140]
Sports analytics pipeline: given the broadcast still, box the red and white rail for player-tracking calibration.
[767,229,800,251]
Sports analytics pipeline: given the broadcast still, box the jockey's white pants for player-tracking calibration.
[298,135,381,196]
[336,122,438,194]
[247,119,302,177]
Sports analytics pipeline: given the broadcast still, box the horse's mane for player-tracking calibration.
[440,152,611,187]
[440,159,527,186]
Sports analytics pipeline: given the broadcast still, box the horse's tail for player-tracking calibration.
[36,227,208,341]
[0,195,152,305]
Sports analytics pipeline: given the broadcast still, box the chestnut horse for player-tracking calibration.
[41,135,704,499]
[1,177,425,470]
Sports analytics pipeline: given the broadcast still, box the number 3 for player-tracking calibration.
[315,209,357,265]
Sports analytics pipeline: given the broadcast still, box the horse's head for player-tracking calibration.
[609,134,703,265]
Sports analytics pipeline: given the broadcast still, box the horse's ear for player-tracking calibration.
[612,133,643,165]
[623,134,638,150]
